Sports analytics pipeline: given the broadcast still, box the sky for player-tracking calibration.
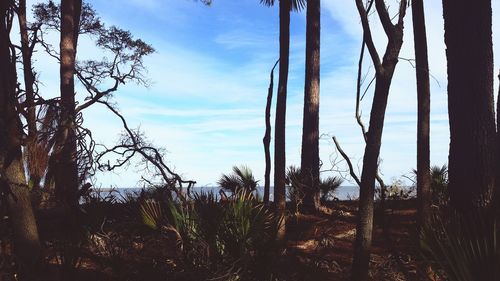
[28,0,500,188]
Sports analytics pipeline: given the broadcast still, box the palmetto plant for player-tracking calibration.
[260,0,306,11]
[139,189,278,279]
[286,166,306,214]
[319,176,343,202]
[430,164,449,206]
[218,165,258,194]
[420,210,500,281]
[25,104,58,190]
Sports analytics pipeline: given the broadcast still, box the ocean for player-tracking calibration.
[89,185,361,201]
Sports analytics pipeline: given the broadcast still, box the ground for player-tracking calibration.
[0,199,437,281]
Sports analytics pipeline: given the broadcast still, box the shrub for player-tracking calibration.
[218,166,258,195]
[139,189,278,280]
[420,209,500,281]
[319,176,343,202]
[286,166,306,214]
[430,165,449,207]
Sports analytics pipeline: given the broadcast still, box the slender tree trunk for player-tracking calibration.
[300,0,321,213]
[55,0,82,207]
[17,0,36,140]
[442,0,496,210]
[17,0,44,195]
[274,0,291,242]
[351,1,407,279]
[0,2,41,278]
[412,0,431,231]
[263,60,279,205]
[352,72,394,281]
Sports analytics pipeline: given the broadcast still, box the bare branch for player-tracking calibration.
[374,0,394,36]
[95,101,195,202]
[332,136,361,187]
[355,0,382,70]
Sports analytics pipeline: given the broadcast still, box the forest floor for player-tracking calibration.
[282,200,435,281]
[1,199,437,281]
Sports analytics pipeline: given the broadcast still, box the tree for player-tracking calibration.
[442,0,496,210]
[351,1,408,280]
[16,0,37,142]
[0,1,41,278]
[32,1,153,205]
[261,0,305,242]
[411,0,431,230]
[54,0,82,207]
[263,60,279,204]
[300,0,321,213]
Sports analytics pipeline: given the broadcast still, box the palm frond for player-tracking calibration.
[218,165,258,194]
[421,210,500,281]
[260,0,306,11]
[139,199,164,230]
[320,176,344,202]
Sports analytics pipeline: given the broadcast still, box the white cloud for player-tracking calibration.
[23,0,500,188]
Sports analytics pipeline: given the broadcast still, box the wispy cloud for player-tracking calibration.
[28,0,500,187]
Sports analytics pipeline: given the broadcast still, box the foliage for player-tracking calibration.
[287,166,343,212]
[140,199,164,230]
[319,176,343,202]
[286,166,305,214]
[139,189,279,279]
[420,210,500,281]
[218,166,258,194]
[260,0,306,11]
[430,165,449,207]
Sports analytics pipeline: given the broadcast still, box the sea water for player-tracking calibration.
[88,185,361,201]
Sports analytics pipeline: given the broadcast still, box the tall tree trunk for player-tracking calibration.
[412,0,431,231]
[17,0,36,140]
[300,0,321,213]
[351,1,407,280]
[442,0,496,210]
[18,0,43,194]
[496,71,500,208]
[55,0,82,207]
[0,1,41,278]
[352,72,394,281]
[274,0,291,242]
[263,60,279,205]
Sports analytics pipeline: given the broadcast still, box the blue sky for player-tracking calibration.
[29,0,500,188]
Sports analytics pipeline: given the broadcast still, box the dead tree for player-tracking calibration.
[95,101,195,202]
[332,0,386,203]
[263,59,279,205]
[351,1,408,280]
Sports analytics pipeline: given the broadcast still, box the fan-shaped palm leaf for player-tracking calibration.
[320,176,344,202]
[218,165,258,193]
[260,0,306,11]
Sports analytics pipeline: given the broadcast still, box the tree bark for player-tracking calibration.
[0,1,41,278]
[300,0,321,213]
[351,1,407,280]
[17,0,36,140]
[496,71,500,208]
[274,0,291,242]
[411,0,431,231]
[442,0,496,210]
[263,60,278,205]
[55,0,82,207]
[352,72,394,281]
